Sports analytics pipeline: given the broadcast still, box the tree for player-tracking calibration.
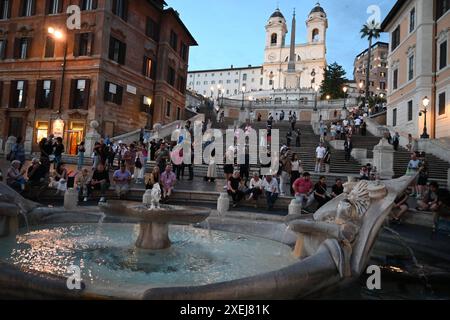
[360,20,381,104]
[320,62,348,99]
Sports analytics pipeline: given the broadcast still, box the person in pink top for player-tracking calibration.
[292,172,315,209]
[160,164,177,202]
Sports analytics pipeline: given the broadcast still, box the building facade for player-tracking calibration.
[187,3,327,99]
[353,41,389,98]
[381,0,450,139]
[0,0,196,155]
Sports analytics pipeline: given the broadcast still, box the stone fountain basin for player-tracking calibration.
[98,201,210,225]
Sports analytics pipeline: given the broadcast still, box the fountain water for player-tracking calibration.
[383,226,434,293]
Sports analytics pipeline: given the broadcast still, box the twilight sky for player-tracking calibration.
[168,0,394,79]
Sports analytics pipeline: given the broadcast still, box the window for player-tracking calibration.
[166,101,171,117]
[391,26,401,51]
[20,0,35,16]
[0,0,11,19]
[436,0,450,19]
[81,0,97,11]
[393,69,398,90]
[234,79,239,83]
[408,55,414,80]
[70,79,90,109]
[112,0,128,21]
[392,108,397,126]
[439,41,447,70]
[260,78,263,85]
[243,74,247,81]
[169,30,178,51]
[44,36,55,58]
[203,81,208,85]
[74,33,94,57]
[0,39,6,59]
[143,56,156,79]
[408,100,413,121]
[180,42,188,61]
[35,80,55,109]
[146,17,159,41]
[271,33,277,46]
[380,82,386,90]
[211,80,215,85]
[176,107,181,120]
[46,0,62,14]
[14,38,31,59]
[108,36,126,65]
[226,80,231,84]
[9,80,27,108]
[167,67,176,86]
[409,8,415,32]
[438,92,446,115]
[104,81,123,105]
[177,76,186,94]
[141,95,152,112]
[312,29,320,42]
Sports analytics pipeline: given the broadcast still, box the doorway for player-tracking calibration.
[8,117,24,138]
[67,122,85,155]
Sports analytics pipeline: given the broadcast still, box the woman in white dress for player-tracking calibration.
[134,147,146,184]
[207,152,217,182]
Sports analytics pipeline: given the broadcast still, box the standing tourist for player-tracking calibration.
[10,137,26,168]
[315,142,326,173]
[344,137,353,162]
[77,141,86,171]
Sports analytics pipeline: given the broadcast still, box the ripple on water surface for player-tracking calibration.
[0,223,297,289]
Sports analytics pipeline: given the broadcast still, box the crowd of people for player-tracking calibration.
[1,110,449,233]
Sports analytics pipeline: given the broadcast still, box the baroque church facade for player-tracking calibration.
[187,3,328,98]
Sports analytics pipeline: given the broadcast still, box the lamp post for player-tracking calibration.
[210,86,214,98]
[313,85,319,111]
[343,86,348,110]
[241,85,246,111]
[216,84,221,101]
[144,97,153,129]
[359,81,364,108]
[48,27,68,115]
[419,96,430,139]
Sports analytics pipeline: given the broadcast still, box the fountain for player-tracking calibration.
[98,200,211,250]
[1,174,449,300]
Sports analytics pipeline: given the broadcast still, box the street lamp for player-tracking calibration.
[210,86,214,98]
[144,96,153,129]
[216,84,221,101]
[343,86,348,110]
[241,85,246,111]
[313,85,319,111]
[419,96,430,139]
[326,95,331,102]
[48,26,68,115]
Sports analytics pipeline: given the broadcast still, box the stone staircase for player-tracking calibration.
[248,121,362,175]
[348,131,450,182]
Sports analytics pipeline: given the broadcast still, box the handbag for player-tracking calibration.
[135,157,143,169]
